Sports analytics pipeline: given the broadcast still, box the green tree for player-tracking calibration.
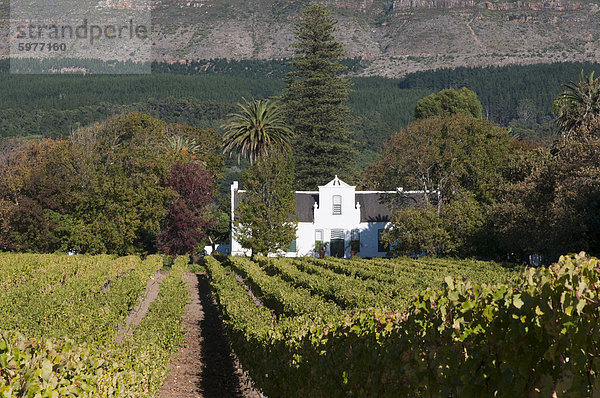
[0,139,76,252]
[283,4,356,190]
[68,112,176,254]
[362,114,511,208]
[165,135,202,158]
[365,114,510,257]
[164,124,225,181]
[1,113,175,255]
[205,204,231,252]
[553,70,600,139]
[384,205,452,256]
[234,152,297,256]
[493,131,600,261]
[415,87,483,120]
[222,98,293,165]
[493,72,600,261]
[384,192,491,257]
[0,113,225,255]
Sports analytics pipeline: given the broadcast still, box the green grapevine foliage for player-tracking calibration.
[0,253,189,397]
[206,253,600,397]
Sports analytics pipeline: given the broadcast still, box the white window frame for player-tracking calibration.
[315,229,324,243]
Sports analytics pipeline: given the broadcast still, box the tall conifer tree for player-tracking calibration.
[283,4,355,190]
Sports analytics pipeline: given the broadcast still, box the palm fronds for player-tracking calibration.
[222,98,294,164]
[165,135,202,155]
[554,70,600,139]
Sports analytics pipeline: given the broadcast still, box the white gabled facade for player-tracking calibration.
[231,176,424,258]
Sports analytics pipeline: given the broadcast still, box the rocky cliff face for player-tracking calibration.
[391,0,586,10]
[147,0,600,77]
[1,0,599,77]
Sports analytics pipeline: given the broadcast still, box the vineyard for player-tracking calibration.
[2,253,600,397]
[205,254,600,397]
[0,253,189,397]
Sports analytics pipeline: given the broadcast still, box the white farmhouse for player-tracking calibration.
[230,176,426,258]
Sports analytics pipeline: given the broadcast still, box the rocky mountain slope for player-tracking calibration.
[150,0,600,76]
[2,0,599,77]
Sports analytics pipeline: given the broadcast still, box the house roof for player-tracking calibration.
[356,192,423,222]
[356,193,392,222]
[296,193,319,222]
[233,191,319,222]
[233,188,425,223]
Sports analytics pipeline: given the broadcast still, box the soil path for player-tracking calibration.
[159,272,262,398]
[115,269,168,344]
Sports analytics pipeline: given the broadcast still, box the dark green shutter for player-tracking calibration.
[288,240,297,252]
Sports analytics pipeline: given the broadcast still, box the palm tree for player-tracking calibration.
[222,98,293,164]
[164,134,206,165]
[554,70,600,139]
[165,135,202,155]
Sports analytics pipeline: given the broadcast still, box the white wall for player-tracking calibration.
[230,178,394,258]
[294,221,391,258]
[230,181,250,256]
[355,222,391,258]
[313,184,360,228]
[204,244,231,255]
[295,222,318,257]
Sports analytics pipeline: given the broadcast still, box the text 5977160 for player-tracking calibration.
[17,42,67,52]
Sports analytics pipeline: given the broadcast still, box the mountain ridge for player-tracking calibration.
[149,0,600,77]
[1,0,599,77]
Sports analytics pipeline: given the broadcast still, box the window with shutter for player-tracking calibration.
[330,229,345,258]
[332,195,342,215]
[331,229,345,240]
[288,240,297,252]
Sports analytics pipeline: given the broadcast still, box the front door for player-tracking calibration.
[330,239,345,258]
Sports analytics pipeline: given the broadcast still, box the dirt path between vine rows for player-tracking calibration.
[159,272,263,398]
[115,269,168,344]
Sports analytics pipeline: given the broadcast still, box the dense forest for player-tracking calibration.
[2,59,600,153]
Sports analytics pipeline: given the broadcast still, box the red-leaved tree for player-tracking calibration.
[158,162,216,256]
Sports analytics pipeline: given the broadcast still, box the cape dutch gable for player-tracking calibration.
[231,176,426,258]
